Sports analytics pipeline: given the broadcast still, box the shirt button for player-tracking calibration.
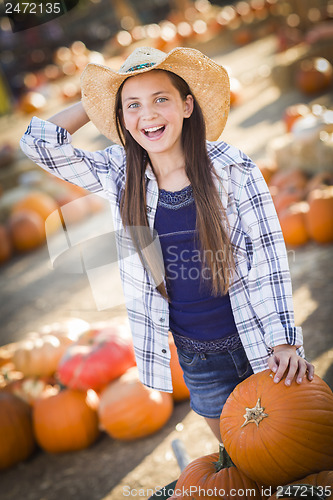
[162,349,167,354]
[147,206,152,213]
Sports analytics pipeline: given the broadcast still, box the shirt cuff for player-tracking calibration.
[265,325,303,349]
[25,116,72,146]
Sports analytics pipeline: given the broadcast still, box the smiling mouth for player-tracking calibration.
[143,125,165,138]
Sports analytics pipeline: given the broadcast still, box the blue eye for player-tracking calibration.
[156,97,167,103]
[128,102,139,109]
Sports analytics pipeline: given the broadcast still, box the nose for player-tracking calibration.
[141,103,158,121]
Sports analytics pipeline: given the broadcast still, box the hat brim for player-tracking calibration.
[80,47,230,144]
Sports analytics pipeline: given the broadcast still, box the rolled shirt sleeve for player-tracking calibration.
[20,116,125,197]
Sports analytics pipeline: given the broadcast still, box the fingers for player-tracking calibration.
[306,361,315,381]
[269,349,315,386]
[273,356,291,385]
[267,354,278,373]
[285,356,299,386]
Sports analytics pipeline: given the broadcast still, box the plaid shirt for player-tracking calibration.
[20,117,304,392]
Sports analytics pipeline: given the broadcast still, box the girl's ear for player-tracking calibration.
[183,94,194,118]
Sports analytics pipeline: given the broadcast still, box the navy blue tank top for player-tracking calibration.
[154,184,238,341]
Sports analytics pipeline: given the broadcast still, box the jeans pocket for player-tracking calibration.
[177,349,200,367]
[229,345,251,378]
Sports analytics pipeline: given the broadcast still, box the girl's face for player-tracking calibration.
[121,70,193,161]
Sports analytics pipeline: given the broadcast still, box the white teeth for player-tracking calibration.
[144,126,164,133]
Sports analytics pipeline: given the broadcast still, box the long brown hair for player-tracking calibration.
[115,69,235,300]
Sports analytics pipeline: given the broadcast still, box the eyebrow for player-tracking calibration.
[123,91,171,103]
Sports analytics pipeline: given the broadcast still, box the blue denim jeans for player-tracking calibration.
[176,343,253,418]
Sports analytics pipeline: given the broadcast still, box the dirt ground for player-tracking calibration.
[1,33,333,500]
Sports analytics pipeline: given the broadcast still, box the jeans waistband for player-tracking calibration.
[171,331,242,353]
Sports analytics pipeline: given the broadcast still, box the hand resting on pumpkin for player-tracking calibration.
[268,344,315,386]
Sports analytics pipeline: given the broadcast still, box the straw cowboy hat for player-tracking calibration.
[80,46,230,145]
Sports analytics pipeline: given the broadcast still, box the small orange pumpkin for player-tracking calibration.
[12,191,60,234]
[305,186,333,244]
[12,331,75,377]
[12,190,59,220]
[175,444,262,500]
[169,334,190,402]
[8,210,46,251]
[33,388,100,453]
[279,202,310,247]
[0,392,35,469]
[220,369,333,487]
[98,366,173,440]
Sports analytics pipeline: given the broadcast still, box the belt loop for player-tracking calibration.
[200,353,206,360]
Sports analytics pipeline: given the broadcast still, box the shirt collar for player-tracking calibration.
[144,162,156,181]
[143,141,244,181]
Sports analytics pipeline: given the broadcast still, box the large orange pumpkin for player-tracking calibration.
[33,388,100,453]
[268,471,333,499]
[0,392,36,469]
[98,366,173,440]
[305,186,333,244]
[220,369,333,487]
[175,444,263,500]
[8,210,46,251]
[169,334,190,402]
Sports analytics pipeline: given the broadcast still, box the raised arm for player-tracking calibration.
[48,101,90,135]
[20,106,126,197]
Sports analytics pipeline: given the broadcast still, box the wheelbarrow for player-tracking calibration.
[148,439,330,500]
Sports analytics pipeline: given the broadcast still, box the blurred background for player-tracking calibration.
[0,1,333,499]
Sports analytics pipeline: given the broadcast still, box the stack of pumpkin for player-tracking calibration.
[173,369,333,499]
[0,317,189,471]
[258,103,333,248]
[258,162,333,248]
[0,173,106,264]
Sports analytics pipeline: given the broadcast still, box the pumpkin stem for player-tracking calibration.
[241,398,268,428]
[213,443,235,472]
